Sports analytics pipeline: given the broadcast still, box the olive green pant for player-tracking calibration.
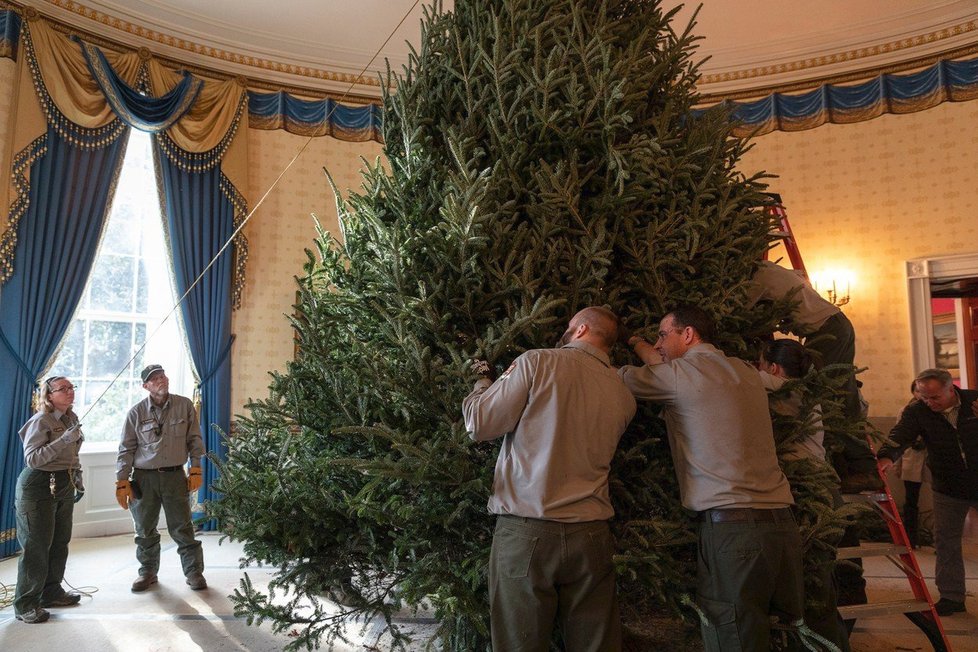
[489,515,620,652]
[696,510,805,652]
[14,468,74,615]
[129,468,203,577]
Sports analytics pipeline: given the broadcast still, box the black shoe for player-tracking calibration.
[934,598,966,616]
[131,574,158,592]
[15,607,50,624]
[41,591,82,607]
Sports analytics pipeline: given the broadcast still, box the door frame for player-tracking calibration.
[906,251,978,385]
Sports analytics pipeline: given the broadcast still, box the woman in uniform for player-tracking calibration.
[13,376,85,624]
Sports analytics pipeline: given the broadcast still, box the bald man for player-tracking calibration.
[463,307,637,652]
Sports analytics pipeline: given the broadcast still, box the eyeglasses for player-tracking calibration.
[51,384,75,393]
[655,328,684,341]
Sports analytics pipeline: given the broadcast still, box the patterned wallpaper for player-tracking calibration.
[231,129,383,415]
[739,98,978,417]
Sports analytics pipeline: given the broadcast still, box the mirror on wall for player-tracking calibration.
[907,253,978,389]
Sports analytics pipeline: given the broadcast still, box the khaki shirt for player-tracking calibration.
[19,409,82,471]
[747,261,839,332]
[116,393,204,480]
[462,341,636,522]
[619,343,794,512]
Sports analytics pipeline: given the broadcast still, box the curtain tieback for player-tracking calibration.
[196,334,235,390]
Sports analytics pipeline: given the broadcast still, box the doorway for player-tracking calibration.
[907,252,978,388]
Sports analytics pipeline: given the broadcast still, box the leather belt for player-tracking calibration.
[702,507,794,524]
[135,465,183,473]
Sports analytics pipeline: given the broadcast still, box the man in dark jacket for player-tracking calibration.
[877,368,978,617]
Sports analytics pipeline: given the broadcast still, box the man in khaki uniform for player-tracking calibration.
[621,305,804,651]
[463,306,636,651]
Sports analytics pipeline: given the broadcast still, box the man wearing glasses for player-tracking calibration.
[620,306,803,652]
[115,364,206,592]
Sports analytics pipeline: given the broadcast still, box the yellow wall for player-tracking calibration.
[231,130,383,415]
[739,99,978,417]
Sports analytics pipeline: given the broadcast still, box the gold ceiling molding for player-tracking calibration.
[6,2,382,103]
[700,18,978,86]
[41,0,381,89]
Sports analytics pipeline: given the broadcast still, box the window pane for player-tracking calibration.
[136,259,150,313]
[57,321,85,377]
[101,203,140,256]
[89,254,136,313]
[134,322,147,370]
[87,321,133,377]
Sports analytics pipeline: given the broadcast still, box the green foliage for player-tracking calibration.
[208,1,858,649]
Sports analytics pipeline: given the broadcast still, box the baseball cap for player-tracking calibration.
[140,364,165,383]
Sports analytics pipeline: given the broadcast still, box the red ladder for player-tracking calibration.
[761,193,808,279]
[838,460,952,651]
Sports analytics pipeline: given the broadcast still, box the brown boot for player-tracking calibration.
[131,574,158,592]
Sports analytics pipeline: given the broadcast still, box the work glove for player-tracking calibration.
[187,467,203,492]
[115,479,134,510]
[470,359,494,380]
[61,424,83,444]
[73,468,85,503]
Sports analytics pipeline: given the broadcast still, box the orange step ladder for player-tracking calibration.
[838,459,952,652]
[763,192,953,652]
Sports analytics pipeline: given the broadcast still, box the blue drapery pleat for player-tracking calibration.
[248,90,383,141]
[0,125,129,557]
[716,56,978,135]
[155,151,233,525]
[80,41,203,132]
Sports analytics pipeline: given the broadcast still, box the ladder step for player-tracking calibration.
[837,542,908,559]
[838,599,932,620]
[841,491,891,504]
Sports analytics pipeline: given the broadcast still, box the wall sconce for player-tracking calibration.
[811,270,852,307]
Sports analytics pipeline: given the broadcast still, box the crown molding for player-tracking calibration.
[694,0,978,95]
[16,0,414,98]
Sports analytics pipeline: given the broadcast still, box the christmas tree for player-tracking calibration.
[211,1,859,649]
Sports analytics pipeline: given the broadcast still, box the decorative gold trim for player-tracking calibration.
[0,136,47,284]
[699,42,978,105]
[43,0,382,88]
[0,526,16,544]
[701,19,978,86]
[220,175,248,311]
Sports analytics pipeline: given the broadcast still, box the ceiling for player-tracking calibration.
[17,0,978,100]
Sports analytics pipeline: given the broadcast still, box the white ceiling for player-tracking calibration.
[20,0,978,99]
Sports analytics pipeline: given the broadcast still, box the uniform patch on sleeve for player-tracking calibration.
[499,361,518,380]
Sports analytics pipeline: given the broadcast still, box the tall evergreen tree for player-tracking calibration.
[211,1,861,649]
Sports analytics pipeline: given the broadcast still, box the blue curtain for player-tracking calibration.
[0,125,129,557]
[155,154,234,525]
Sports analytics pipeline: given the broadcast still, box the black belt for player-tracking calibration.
[135,465,183,473]
[701,507,794,524]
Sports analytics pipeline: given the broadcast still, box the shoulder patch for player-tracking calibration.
[499,361,518,380]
